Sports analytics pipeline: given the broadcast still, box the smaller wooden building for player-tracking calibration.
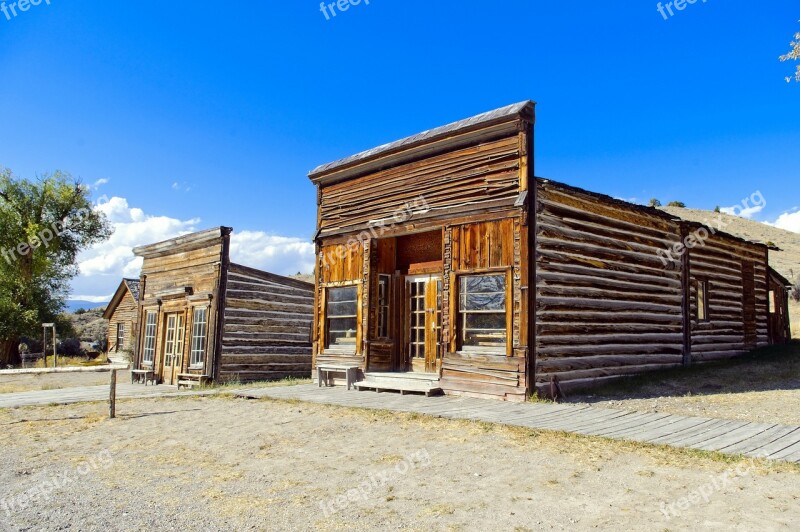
[131,227,314,385]
[102,278,140,355]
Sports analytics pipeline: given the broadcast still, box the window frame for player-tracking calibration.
[768,290,776,314]
[457,271,510,355]
[142,311,158,367]
[377,275,391,339]
[116,322,125,352]
[324,285,359,353]
[189,306,208,369]
[696,279,710,322]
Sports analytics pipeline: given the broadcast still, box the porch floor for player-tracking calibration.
[355,372,442,396]
[234,384,800,464]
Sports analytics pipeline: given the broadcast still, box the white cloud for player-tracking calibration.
[720,203,765,219]
[70,196,201,301]
[771,209,800,233]
[92,178,109,190]
[229,231,315,277]
[69,197,315,302]
[171,181,192,192]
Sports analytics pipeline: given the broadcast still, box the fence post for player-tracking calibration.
[109,369,117,419]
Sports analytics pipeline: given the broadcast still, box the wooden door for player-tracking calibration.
[161,313,185,385]
[405,276,442,373]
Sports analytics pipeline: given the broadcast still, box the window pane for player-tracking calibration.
[328,287,357,303]
[461,292,506,311]
[327,300,357,317]
[191,308,207,367]
[462,275,505,294]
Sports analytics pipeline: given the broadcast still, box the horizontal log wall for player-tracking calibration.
[318,134,521,236]
[534,182,686,394]
[220,264,314,382]
[688,234,768,362]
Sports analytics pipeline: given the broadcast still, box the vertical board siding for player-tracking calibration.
[441,218,527,402]
[317,134,521,237]
[220,264,314,382]
[688,236,768,362]
[534,183,686,393]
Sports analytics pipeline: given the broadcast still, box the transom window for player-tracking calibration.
[768,290,776,314]
[459,274,507,352]
[190,307,208,367]
[326,286,358,351]
[142,312,157,365]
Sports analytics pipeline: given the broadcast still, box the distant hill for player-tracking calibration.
[64,307,108,350]
[660,206,800,282]
[65,300,109,313]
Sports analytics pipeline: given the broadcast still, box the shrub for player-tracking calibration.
[792,282,800,303]
[57,338,85,357]
[648,198,662,207]
[667,201,686,208]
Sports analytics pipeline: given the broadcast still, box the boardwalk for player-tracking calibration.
[234,385,800,464]
[0,384,214,408]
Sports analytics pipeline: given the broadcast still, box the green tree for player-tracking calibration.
[0,169,112,366]
[780,22,800,83]
[648,198,662,207]
[667,201,686,208]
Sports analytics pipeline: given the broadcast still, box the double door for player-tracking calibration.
[404,275,442,374]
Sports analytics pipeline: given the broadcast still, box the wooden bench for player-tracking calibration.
[131,369,156,386]
[317,364,359,391]
[177,373,211,390]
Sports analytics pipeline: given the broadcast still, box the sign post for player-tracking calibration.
[42,323,56,368]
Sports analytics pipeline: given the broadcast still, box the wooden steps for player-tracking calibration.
[354,372,442,397]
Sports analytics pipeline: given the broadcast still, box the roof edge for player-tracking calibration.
[308,100,535,183]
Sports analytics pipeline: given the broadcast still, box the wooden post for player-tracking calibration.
[52,326,57,369]
[109,369,117,419]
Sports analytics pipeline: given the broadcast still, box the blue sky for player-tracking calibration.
[1,0,799,301]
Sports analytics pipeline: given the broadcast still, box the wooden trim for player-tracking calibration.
[680,223,692,367]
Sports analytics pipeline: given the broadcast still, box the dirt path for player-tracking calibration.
[0,396,797,531]
[0,370,129,395]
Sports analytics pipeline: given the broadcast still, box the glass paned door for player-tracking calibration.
[161,313,185,385]
[405,276,442,373]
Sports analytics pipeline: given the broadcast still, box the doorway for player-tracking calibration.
[161,313,185,385]
[404,275,442,374]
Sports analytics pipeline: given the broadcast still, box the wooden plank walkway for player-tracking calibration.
[235,384,800,464]
[0,384,215,408]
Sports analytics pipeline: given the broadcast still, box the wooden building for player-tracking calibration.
[307,101,789,401]
[103,278,140,355]
[131,227,314,385]
[768,267,792,345]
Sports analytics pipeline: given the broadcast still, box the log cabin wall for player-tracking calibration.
[533,180,687,394]
[686,231,769,362]
[219,264,314,382]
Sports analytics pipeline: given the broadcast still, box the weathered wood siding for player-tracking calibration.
[314,241,367,372]
[687,233,769,362]
[317,134,521,237]
[107,291,137,353]
[768,270,791,344]
[137,237,225,378]
[534,181,686,393]
[220,264,313,382]
[440,217,528,402]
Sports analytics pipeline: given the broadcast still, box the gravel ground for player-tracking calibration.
[567,343,800,426]
[0,396,798,531]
